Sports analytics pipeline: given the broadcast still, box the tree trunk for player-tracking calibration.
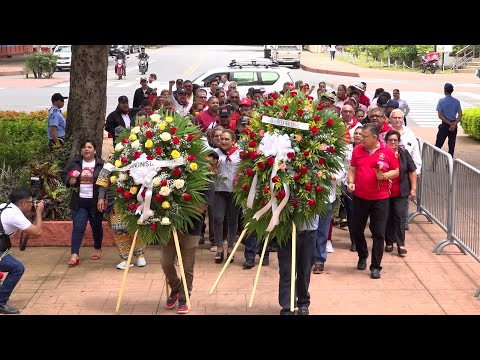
[387,46,391,67]
[66,45,108,157]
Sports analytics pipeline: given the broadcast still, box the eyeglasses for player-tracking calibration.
[387,139,399,143]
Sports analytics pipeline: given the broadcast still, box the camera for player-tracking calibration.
[30,177,53,212]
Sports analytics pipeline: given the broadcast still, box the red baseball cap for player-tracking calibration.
[239,98,252,107]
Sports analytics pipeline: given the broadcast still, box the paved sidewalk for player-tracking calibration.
[7,199,480,315]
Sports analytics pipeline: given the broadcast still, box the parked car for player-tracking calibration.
[54,45,72,71]
[191,58,294,98]
[109,45,141,56]
[271,45,302,69]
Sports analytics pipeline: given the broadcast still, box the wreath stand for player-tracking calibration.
[116,227,191,313]
[210,221,297,313]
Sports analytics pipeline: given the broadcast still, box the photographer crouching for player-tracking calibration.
[0,188,44,314]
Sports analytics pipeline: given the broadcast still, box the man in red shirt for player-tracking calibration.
[347,123,399,279]
[370,107,392,142]
[196,96,219,132]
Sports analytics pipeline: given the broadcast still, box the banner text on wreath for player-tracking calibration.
[261,116,310,130]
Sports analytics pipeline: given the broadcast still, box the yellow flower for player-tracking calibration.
[162,201,170,209]
[171,150,180,159]
[190,162,198,171]
[158,122,166,131]
[110,176,117,184]
[129,133,137,141]
[114,160,122,168]
[145,139,154,148]
[130,187,138,195]
[165,116,173,123]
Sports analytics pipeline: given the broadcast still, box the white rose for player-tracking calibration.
[118,173,127,181]
[150,114,161,123]
[174,179,185,189]
[114,143,124,152]
[160,132,172,142]
[152,177,162,186]
[160,186,171,196]
[160,217,171,225]
[131,140,141,149]
[143,209,154,219]
[131,126,141,134]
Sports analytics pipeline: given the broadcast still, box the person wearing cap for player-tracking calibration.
[319,92,340,116]
[392,89,410,126]
[434,83,462,157]
[172,79,183,97]
[105,96,139,143]
[133,77,153,108]
[207,105,232,132]
[235,116,249,136]
[196,96,219,132]
[48,93,68,149]
[353,83,370,107]
[230,98,251,131]
[168,80,192,115]
[383,99,400,119]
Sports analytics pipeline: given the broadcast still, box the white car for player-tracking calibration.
[54,45,72,71]
[191,58,294,98]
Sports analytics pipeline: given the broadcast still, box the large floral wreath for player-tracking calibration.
[233,90,347,246]
[103,112,211,245]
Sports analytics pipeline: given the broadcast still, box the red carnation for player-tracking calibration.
[291,199,298,207]
[161,179,168,186]
[155,147,162,155]
[128,203,136,211]
[143,121,151,127]
[187,134,194,141]
[311,126,319,134]
[170,127,177,135]
[303,150,310,157]
[240,150,248,160]
[328,146,335,154]
[316,185,323,192]
[187,154,195,161]
[317,104,324,110]
[297,109,304,116]
[147,155,154,160]
[123,191,132,200]
[300,165,307,174]
[308,198,316,207]
[268,98,274,106]
[172,168,182,177]
[145,130,153,138]
[249,132,256,139]
[314,115,321,122]
[116,186,124,193]
[305,183,312,191]
[150,223,157,231]
[283,105,289,112]
[246,168,254,177]
[325,119,334,127]
[297,100,303,105]
[272,175,279,183]
[133,151,141,159]
[263,186,270,194]
[121,157,128,163]
[271,92,279,99]
[182,193,191,202]
[172,137,180,145]
[307,96,314,101]
[287,152,295,159]
[242,185,249,192]
[122,137,129,143]
[276,189,286,200]
[249,151,258,160]
[318,158,325,165]
[257,161,265,169]
[293,173,300,182]
[291,91,297,97]
[263,101,269,106]
[267,157,275,167]
[244,128,250,135]
[155,194,163,202]
[249,140,257,148]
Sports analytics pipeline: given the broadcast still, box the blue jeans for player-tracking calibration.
[314,202,332,265]
[0,253,25,304]
[244,231,270,261]
[71,207,103,255]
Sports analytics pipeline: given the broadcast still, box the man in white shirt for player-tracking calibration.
[0,188,44,314]
[392,89,410,125]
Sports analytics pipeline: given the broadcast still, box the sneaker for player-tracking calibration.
[0,303,20,314]
[166,290,179,309]
[261,257,270,266]
[210,245,218,252]
[243,258,255,269]
[117,261,134,270]
[136,257,146,267]
[326,240,334,253]
[177,300,189,314]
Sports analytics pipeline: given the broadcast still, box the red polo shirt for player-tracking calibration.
[350,141,399,200]
[390,151,401,197]
[196,109,218,132]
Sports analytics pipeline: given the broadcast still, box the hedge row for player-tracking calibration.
[461,108,480,141]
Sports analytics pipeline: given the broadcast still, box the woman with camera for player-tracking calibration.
[61,140,105,266]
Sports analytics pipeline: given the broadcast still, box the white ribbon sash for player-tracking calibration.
[104,154,184,223]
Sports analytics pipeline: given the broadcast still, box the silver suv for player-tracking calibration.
[191,58,294,97]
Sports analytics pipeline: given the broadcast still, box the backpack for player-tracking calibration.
[0,203,12,252]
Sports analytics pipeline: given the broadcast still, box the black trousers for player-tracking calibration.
[351,197,390,271]
[435,122,457,157]
[385,196,408,247]
[277,229,316,310]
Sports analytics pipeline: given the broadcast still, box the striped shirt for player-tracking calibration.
[214,147,240,192]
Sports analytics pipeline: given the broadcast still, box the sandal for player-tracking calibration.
[91,251,102,260]
[214,251,224,264]
[385,245,394,252]
[68,255,80,266]
[398,247,407,256]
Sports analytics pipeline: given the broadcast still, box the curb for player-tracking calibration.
[300,64,360,78]
[0,70,23,76]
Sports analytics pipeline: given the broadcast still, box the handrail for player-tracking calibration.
[454,45,476,70]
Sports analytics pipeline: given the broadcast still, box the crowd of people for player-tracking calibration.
[5,73,462,315]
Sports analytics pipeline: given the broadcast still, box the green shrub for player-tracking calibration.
[25,52,57,79]
[461,108,480,140]
[0,110,49,168]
